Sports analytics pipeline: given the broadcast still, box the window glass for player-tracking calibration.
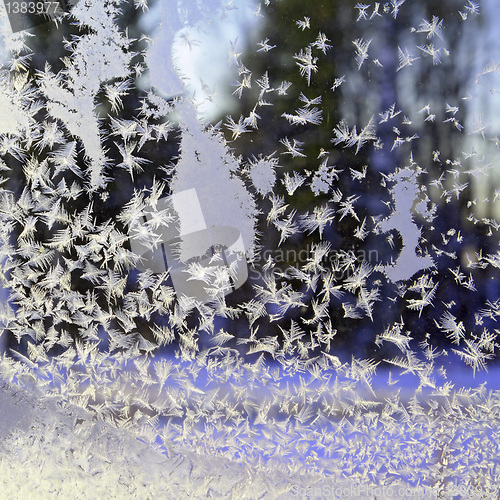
[0,0,498,497]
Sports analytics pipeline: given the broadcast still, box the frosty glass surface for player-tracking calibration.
[0,0,498,498]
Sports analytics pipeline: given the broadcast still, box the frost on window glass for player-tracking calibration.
[0,0,499,497]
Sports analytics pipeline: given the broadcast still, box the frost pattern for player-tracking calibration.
[0,0,498,497]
